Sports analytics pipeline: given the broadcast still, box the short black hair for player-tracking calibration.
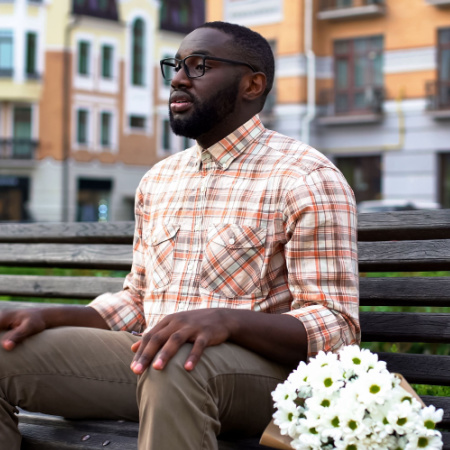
[197,21,275,98]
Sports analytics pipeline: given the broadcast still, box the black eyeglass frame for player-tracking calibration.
[160,54,257,81]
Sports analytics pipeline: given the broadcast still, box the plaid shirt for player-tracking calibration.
[90,115,360,358]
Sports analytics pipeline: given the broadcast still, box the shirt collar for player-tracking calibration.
[195,115,265,171]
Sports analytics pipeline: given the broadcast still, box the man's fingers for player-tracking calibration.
[131,340,141,353]
[131,331,170,374]
[184,336,208,371]
[1,321,33,350]
[151,331,190,370]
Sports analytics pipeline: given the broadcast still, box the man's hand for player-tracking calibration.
[130,309,234,374]
[130,308,308,375]
[0,308,47,351]
[0,306,110,351]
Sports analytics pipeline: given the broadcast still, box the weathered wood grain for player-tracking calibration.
[361,312,450,342]
[358,209,450,241]
[0,275,124,298]
[0,209,448,244]
[377,352,450,386]
[0,222,135,244]
[359,239,450,272]
[360,277,450,306]
[18,411,266,450]
[0,244,132,270]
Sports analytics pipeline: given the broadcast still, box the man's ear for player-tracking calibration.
[241,72,267,102]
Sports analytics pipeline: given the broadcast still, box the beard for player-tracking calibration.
[169,76,240,140]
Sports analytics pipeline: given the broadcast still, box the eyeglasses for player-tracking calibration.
[160,54,257,81]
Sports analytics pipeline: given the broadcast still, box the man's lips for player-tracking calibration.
[170,92,194,114]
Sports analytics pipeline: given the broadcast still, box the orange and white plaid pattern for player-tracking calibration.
[90,115,360,358]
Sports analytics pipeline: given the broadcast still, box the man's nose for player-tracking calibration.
[171,63,192,88]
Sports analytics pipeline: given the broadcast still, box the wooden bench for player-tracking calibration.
[0,209,449,449]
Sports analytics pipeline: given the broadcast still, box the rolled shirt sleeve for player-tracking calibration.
[88,186,147,332]
[282,167,360,358]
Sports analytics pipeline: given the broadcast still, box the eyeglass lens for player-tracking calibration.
[162,55,206,81]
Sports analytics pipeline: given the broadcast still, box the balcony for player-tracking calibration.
[318,0,386,21]
[425,0,450,7]
[317,86,384,125]
[0,139,38,160]
[425,80,450,119]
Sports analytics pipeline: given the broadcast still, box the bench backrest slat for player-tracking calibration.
[0,222,135,244]
[0,244,133,270]
[0,275,124,299]
[361,312,450,342]
[359,239,450,272]
[360,277,450,306]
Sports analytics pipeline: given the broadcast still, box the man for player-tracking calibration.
[0,22,359,449]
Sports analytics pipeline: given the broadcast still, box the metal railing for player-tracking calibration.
[425,80,450,111]
[319,0,384,10]
[318,86,384,117]
[0,139,39,160]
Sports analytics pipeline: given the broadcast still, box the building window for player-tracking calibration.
[0,30,13,77]
[334,36,383,114]
[0,176,31,222]
[440,153,450,209]
[25,32,38,78]
[101,44,113,79]
[438,28,450,109]
[131,18,145,86]
[162,119,171,151]
[76,178,112,222]
[100,112,112,147]
[160,0,205,34]
[78,40,90,75]
[129,115,146,129]
[335,155,381,204]
[77,109,89,144]
[13,106,33,158]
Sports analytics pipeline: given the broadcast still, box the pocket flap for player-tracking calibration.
[146,224,180,246]
[208,224,266,248]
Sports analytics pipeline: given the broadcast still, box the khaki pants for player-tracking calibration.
[0,327,293,450]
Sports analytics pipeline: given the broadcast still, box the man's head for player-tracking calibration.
[163,21,274,148]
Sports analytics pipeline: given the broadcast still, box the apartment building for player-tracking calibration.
[207,0,450,208]
[0,0,204,222]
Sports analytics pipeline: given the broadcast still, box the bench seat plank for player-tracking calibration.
[0,275,124,299]
[361,312,450,342]
[18,412,266,450]
[0,244,132,271]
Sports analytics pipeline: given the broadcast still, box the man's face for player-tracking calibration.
[168,28,244,141]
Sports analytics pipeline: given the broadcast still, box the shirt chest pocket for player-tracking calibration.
[144,224,180,290]
[200,224,267,298]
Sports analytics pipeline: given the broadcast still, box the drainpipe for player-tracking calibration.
[301,0,316,145]
[62,15,80,222]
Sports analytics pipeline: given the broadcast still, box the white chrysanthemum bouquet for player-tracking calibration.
[271,345,443,450]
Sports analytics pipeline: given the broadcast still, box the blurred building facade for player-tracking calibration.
[207,0,450,208]
[0,0,203,222]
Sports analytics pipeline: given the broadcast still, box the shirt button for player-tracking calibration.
[289,286,295,293]
[187,263,194,272]
[194,225,201,231]
[152,236,157,243]
[228,238,235,245]
[201,185,206,192]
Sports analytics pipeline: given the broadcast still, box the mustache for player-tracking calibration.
[169,89,196,104]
